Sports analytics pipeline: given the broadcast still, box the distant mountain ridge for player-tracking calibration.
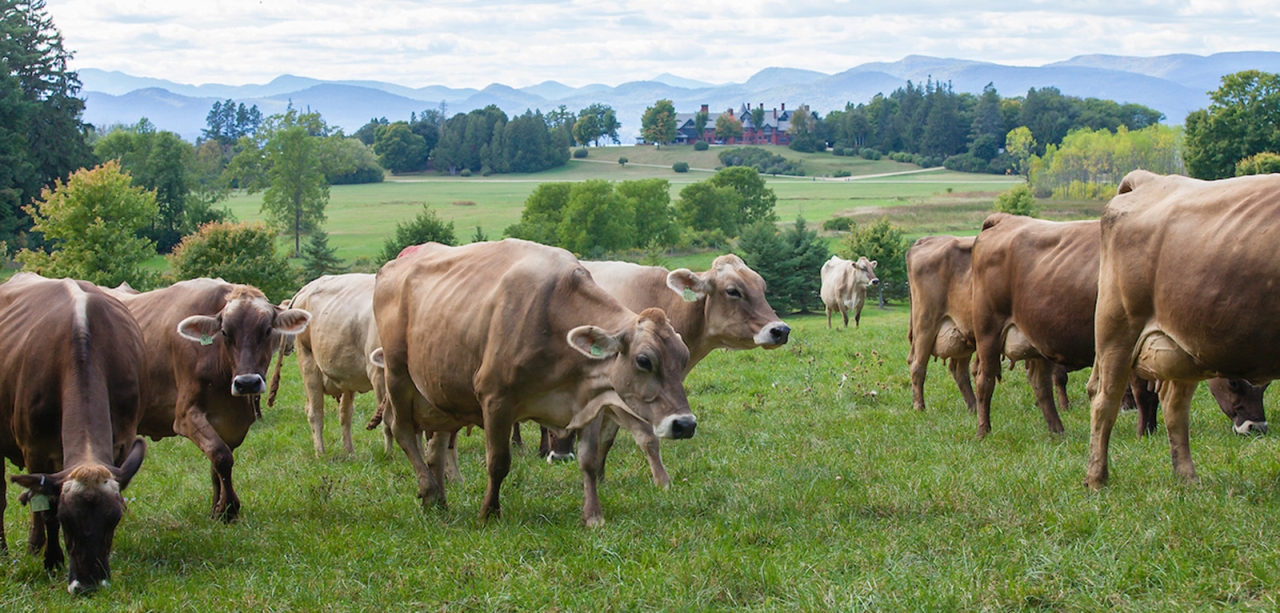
[78,52,1280,142]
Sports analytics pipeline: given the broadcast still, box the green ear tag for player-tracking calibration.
[29,493,49,513]
[590,344,604,357]
[682,288,697,302]
[200,334,213,346]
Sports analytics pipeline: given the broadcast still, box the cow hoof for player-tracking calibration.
[43,550,64,571]
[583,515,605,528]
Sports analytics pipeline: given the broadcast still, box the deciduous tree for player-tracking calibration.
[641,99,677,146]
[715,111,744,141]
[169,221,298,302]
[1184,70,1280,180]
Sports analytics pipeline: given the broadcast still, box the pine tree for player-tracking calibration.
[300,227,347,281]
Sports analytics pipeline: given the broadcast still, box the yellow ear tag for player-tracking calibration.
[590,344,604,357]
[682,288,697,302]
[30,493,49,512]
[200,334,213,346]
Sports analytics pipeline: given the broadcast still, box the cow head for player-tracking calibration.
[567,308,697,439]
[1208,378,1269,435]
[853,256,879,289]
[11,438,146,594]
[177,286,311,396]
[665,254,790,350]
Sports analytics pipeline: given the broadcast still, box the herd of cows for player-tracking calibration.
[0,169,1276,596]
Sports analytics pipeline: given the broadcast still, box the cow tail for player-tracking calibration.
[365,402,385,430]
[267,342,286,408]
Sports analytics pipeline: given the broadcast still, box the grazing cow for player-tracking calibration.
[1086,171,1280,487]
[114,279,311,520]
[906,235,978,412]
[0,274,147,594]
[373,239,695,526]
[270,273,392,455]
[821,255,879,328]
[545,255,789,486]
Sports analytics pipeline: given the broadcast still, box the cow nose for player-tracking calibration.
[231,374,266,396]
[770,323,790,344]
[669,416,697,439]
[870,278,880,286]
[1256,422,1270,434]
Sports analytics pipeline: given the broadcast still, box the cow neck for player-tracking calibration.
[60,282,118,469]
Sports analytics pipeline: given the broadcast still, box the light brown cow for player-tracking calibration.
[115,279,311,520]
[1086,171,1280,488]
[373,239,695,526]
[559,255,790,486]
[906,235,978,412]
[821,255,879,328]
[272,273,392,456]
[0,274,147,594]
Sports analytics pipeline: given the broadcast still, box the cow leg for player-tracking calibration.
[608,409,670,488]
[0,467,6,555]
[300,349,328,456]
[1084,359,1132,489]
[174,404,241,521]
[949,355,978,413]
[479,400,517,521]
[444,431,463,483]
[825,305,833,329]
[390,411,444,509]
[973,338,1003,438]
[1027,359,1065,434]
[338,391,355,454]
[424,431,453,492]
[908,321,941,412]
[596,416,623,482]
[854,302,863,327]
[577,418,605,527]
[1159,380,1199,483]
[511,421,523,447]
[841,305,850,328]
[1053,363,1070,411]
[40,497,63,571]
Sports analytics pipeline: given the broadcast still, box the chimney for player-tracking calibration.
[700,104,708,113]
[773,107,777,120]
[781,103,786,111]
[758,102,763,110]
[728,108,734,117]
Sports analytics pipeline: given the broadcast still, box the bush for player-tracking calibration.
[618,157,628,166]
[993,184,1039,217]
[694,141,709,151]
[459,168,472,177]
[943,153,993,174]
[480,165,493,177]
[1236,152,1280,176]
[672,162,689,173]
[379,205,458,263]
[717,146,804,176]
[573,148,589,159]
[844,148,857,157]
[735,216,829,314]
[822,216,855,232]
[832,148,845,157]
[833,170,852,178]
[168,222,298,302]
[859,148,881,160]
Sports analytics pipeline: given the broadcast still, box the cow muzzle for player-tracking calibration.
[68,579,108,595]
[754,322,791,348]
[655,414,697,439]
[869,278,880,286]
[1233,420,1269,435]
[231,374,266,396]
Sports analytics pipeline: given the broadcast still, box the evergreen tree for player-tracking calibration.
[300,227,347,281]
[781,216,829,312]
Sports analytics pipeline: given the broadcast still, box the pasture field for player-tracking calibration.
[4,309,1280,610]
[222,145,1022,262]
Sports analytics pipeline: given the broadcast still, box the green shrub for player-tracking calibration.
[1236,152,1280,176]
[573,148,589,158]
[844,148,857,157]
[833,169,851,178]
[694,141,709,151]
[993,184,1039,217]
[832,147,845,157]
[459,168,472,177]
[379,205,458,263]
[618,157,628,166]
[673,162,689,173]
[480,165,493,177]
[859,148,881,160]
[168,221,298,302]
[718,146,804,176]
[822,216,855,232]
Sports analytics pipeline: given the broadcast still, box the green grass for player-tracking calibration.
[5,309,1280,610]
[224,145,1021,262]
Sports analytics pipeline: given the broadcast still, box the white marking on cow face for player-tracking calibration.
[1234,420,1269,435]
[545,451,575,463]
[654,413,697,439]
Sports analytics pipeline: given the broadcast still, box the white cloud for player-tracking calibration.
[44,0,1280,87]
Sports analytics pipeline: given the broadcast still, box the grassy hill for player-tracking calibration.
[223,145,1023,264]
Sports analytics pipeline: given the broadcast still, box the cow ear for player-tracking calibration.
[177,315,221,342]
[112,438,147,491]
[666,269,710,302]
[567,326,622,360]
[11,473,63,499]
[369,348,386,368]
[869,260,878,269]
[274,308,312,336]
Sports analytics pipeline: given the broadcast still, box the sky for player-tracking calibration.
[45,0,1280,89]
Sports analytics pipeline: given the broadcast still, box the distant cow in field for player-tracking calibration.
[0,274,147,594]
[114,279,311,520]
[373,239,696,525]
[1086,171,1280,488]
[821,255,878,328]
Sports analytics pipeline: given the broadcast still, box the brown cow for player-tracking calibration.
[906,235,979,412]
[114,279,311,520]
[821,255,879,328]
[373,239,695,526]
[546,256,789,486]
[1086,171,1280,488]
[0,274,147,594]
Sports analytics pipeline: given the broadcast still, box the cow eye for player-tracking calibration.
[726,288,742,299]
[636,355,653,372]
